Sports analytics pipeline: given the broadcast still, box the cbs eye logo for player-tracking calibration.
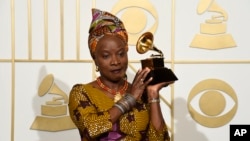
[187,79,238,128]
[111,0,158,45]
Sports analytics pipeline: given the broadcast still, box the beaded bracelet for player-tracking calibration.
[149,98,160,104]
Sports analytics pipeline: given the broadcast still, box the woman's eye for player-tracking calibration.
[102,54,109,59]
[118,52,125,57]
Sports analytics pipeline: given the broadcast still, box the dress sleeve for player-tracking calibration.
[147,121,171,141]
[68,84,112,138]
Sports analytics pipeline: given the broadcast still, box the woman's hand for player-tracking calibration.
[130,67,152,100]
[146,81,173,100]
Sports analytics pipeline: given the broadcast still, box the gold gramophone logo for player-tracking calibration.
[190,0,237,49]
[30,74,76,131]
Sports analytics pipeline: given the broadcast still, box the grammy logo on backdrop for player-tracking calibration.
[30,74,76,131]
[190,0,236,49]
[136,32,178,85]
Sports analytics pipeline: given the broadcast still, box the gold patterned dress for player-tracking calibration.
[68,83,170,141]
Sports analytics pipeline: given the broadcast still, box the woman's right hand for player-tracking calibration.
[130,67,152,100]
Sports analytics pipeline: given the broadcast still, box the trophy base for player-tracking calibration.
[140,58,178,85]
[145,67,178,85]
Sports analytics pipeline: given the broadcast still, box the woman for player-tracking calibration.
[68,8,170,141]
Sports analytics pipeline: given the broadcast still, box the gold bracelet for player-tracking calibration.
[149,98,160,104]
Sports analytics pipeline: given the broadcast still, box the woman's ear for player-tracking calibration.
[92,53,96,59]
[93,56,98,66]
[93,60,99,72]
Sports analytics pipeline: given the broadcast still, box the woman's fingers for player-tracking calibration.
[137,68,150,85]
[143,76,153,86]
[134,68,153,91]
[131,67,152,97]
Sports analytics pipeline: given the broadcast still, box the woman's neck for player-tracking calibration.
[96,76,128,95]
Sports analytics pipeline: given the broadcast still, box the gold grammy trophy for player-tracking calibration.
[136,32,178,85]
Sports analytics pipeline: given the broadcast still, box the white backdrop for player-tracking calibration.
[0,0,250,141]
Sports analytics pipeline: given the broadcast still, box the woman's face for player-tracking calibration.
[93,35,128,82]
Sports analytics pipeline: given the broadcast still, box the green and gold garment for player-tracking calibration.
[68,84,170,141]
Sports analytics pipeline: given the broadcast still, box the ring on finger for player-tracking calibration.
[140,78,144,84]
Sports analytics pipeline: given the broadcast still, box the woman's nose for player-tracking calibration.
[111,55,120,65]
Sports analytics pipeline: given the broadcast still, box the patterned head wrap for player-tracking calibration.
[88,8,128,57]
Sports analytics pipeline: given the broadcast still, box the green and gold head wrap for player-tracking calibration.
[88,8,128,57]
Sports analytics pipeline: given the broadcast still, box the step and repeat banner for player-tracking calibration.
[0,0,250,141]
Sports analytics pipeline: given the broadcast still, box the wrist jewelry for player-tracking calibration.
[149,98,160,104]
[113,93,136,113]
[114,103,125,113]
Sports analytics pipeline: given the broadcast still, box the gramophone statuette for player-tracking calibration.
[136,32,178,85]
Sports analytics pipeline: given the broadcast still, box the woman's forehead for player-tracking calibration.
[97,35,125,47]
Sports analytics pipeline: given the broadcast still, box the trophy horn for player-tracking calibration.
[136,32,163,56]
